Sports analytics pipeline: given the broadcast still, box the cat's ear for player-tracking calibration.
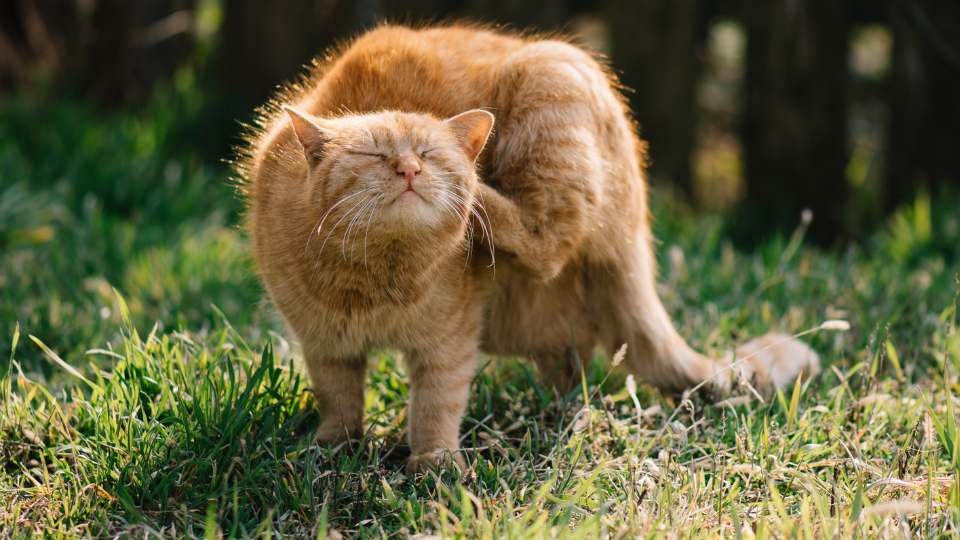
[444,109,495,163]
[284,106,332,165]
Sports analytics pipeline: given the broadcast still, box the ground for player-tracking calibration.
[1,92,959,538]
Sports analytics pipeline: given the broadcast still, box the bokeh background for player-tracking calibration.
[3,6,960,535]
[4,0,960,242]
[2,1,960,376]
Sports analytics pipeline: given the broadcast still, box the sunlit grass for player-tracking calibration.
[1,95,959,538]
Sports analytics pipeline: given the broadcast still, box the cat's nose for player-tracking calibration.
[394,156,421,182]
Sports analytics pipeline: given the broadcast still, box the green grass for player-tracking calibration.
[2,91,960,538]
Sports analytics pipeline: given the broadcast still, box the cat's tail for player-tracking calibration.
[723,333,821,393]
[620,307,820,396]
[614,247,821,396]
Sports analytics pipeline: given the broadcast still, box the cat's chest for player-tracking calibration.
[308,295,438,355]
[297,266,441,352]
[304,263,425,313]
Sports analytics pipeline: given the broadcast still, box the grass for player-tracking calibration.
[1,90,960,538]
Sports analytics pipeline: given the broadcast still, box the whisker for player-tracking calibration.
[445,185,496,267]
[318,194,375,258]
[303,188,376,256]
[436,192,476,269]
[362,194,383,269]
[342,196,378,261]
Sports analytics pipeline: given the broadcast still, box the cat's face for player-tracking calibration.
[286,108,493,243]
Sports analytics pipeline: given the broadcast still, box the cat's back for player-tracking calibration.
[244,27,513,233]
[306,25,524,117]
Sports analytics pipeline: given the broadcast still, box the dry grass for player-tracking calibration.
[2,95,959,538]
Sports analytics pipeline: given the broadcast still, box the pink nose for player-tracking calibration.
[395,157,421,182]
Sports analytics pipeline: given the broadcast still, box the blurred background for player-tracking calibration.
[3,1,960,376]
[3,0,960,243]
[6,5,960,534]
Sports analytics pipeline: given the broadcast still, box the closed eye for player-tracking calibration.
[348,150,386,159]
[419,148,438,158]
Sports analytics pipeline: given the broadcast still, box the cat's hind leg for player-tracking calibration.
[531,345,593,395]
[479,44,611,282]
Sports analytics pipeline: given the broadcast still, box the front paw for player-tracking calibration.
[316,422,361,446]
[733,333,820,392]
[406,448,466,475]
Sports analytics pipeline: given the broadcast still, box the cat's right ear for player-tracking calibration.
[284,106,332,165]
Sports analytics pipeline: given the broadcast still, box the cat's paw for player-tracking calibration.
[315,422,361,446]
[731,333,820,392]
[406,449,466,475]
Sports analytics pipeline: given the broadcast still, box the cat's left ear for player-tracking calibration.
[445,109,495,162]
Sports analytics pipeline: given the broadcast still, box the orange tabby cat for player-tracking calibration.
[238,25,819,472]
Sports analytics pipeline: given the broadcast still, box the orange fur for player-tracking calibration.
[238,24,819,472]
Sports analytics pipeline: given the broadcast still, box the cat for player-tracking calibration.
[238,24,820,473]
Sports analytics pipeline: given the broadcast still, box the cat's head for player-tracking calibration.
[284,107,493,251]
